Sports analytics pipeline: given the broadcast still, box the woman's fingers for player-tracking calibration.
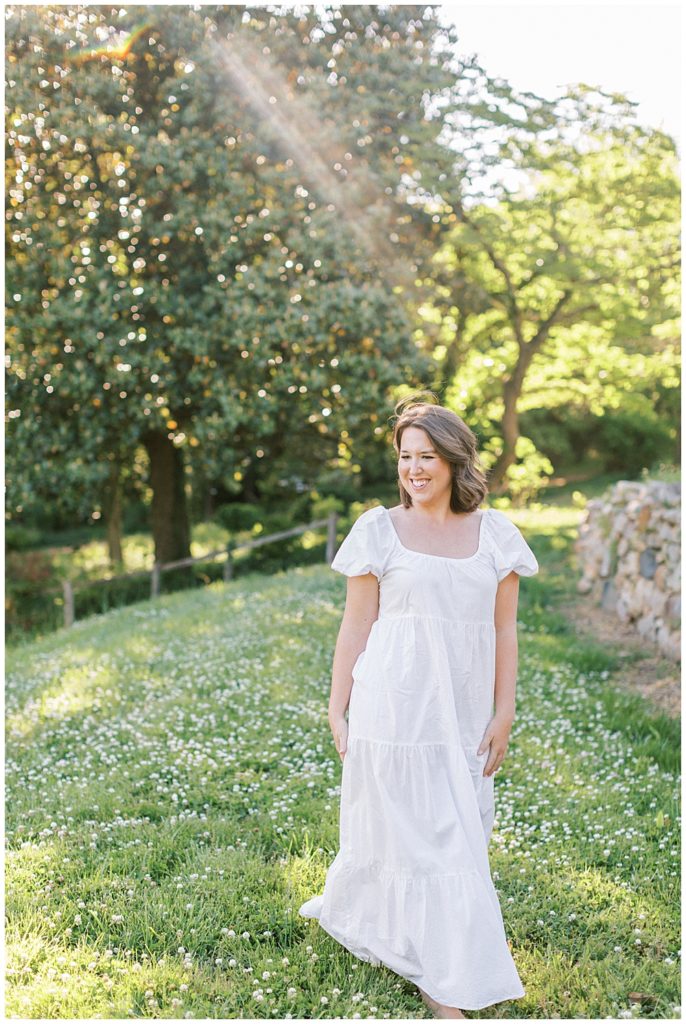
[484,748,506,776]
[332,720,349,760]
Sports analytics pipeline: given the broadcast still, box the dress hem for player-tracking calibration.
[299,901,526,1011]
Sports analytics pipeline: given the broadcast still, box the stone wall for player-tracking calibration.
[575,480,680,662]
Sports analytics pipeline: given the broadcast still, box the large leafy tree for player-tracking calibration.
[420,81,680,490]
[6,3,469,562]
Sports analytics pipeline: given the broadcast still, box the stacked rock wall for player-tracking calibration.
[575,480,680,662]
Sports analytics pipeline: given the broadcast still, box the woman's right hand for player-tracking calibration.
[329,714,349,761]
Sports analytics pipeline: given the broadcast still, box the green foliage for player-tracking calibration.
[6,510,334,643]
[215,503,263,533]
[639,462,680,484]
[523,404,676,481]
[422,82,680,492]
[5,3,458,528]
[5,523,43,551]
[594,410,675,474]
[5,548,64,639]
[5,4,680,538]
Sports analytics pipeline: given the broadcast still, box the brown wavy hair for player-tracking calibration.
[390,390,489,513]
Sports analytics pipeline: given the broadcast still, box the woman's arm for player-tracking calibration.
[328,572,380,759]
[478,571,520,776]
[493,571,520,723]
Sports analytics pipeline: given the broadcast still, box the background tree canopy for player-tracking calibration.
[5,3,680,565]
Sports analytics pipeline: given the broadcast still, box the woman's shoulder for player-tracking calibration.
[346,504,389,539]
[482,507,517,532]
[354,504,388,524]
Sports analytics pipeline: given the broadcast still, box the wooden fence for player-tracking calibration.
[58,511,340,629]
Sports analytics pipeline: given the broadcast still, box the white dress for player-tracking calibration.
[299,504,539,1011]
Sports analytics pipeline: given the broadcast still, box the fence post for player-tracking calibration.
[326,511,338,565]
[151,563,161,598]
[223,543,234,582]
[62,580,74,628]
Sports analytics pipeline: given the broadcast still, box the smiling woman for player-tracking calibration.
[299,391,539,1018]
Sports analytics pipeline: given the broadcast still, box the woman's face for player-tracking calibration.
[397,426,452,505]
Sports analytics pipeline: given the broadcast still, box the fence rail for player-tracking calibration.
[56,511,340,629]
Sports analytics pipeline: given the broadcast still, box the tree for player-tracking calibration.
[7,3,469,560]
[419,81,680,490]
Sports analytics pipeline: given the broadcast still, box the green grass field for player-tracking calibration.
[5,510,681,1019]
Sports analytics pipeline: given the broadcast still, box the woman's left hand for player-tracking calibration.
[478,713,514,777]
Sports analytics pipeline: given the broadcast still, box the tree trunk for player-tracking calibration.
[143,431,192,564]
[104,462,124,567]
[489,294,572,492]
[488,377,521,493]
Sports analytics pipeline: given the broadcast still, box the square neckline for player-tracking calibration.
[382,506,488,562]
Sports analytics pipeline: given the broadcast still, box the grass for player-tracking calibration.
[5,506,681,1019]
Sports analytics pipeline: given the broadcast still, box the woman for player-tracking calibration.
[299,394,539,1018]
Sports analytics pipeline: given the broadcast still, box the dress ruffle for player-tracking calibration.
[484,508,539,581]
[330,506,395,579]
[299,856,525,1010]
[300,736,523,1008]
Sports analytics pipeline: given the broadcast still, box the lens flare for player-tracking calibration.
[69,21,152,63]
[209,35,417,286]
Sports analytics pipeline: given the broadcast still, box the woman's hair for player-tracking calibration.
[390,390,489,513]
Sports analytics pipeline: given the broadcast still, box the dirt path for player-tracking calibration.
[557,594,680,720]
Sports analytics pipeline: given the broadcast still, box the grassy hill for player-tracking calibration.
[5,514,680,1019]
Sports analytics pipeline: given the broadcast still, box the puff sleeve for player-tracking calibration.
[330,506,391,580]
[487,509,539,582]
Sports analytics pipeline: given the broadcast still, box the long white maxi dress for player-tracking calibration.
[298,504,539,1010]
